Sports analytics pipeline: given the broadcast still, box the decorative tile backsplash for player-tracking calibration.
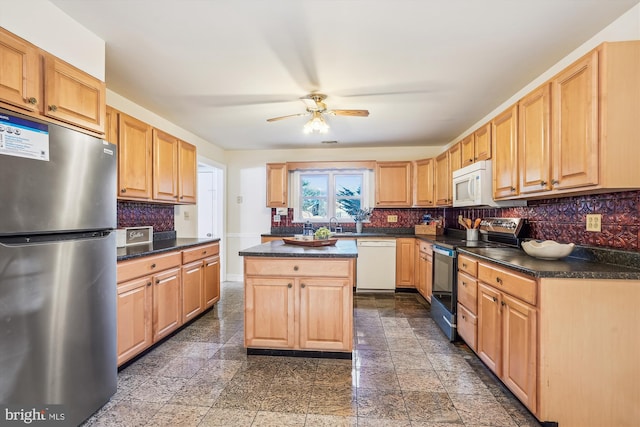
[272,190,640,251]
[117,201,174,232]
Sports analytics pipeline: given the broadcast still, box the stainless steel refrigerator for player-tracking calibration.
[0,108,117,426]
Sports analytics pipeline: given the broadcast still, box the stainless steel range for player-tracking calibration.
[430,218,525,341]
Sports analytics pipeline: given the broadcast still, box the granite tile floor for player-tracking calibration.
[84,282,541,427]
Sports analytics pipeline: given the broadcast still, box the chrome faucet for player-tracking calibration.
[329,217,342,233]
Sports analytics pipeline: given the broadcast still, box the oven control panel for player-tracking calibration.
[480,217,524,236]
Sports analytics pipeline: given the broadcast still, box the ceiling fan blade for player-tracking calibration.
[328,109,370,117]
[266,112,310,122]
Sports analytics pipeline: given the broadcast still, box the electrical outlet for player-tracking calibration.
[387,215,398,223]
[273,214,281,222]
[586,214,602,232]
[236,195,243,204]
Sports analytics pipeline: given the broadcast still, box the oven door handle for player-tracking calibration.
[433,246,455,257]
[442,316,456,328]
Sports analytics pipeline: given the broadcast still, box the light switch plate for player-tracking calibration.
[276,207,288,215]
[273,214,281,222]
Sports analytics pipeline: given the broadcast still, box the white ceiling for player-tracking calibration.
[50,0,639,151]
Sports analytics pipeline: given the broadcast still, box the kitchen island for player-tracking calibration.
[239,239,357,358]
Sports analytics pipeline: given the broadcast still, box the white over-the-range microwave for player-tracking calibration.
[452,160,526,208]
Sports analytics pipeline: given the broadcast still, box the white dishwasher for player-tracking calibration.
[356,238,397,291]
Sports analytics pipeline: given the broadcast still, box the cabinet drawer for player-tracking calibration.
[457,271,478,314]
[457,303,477,352]
[478,262,537,305]
[182,243,219,264]
[245,257,352,278]
[419,241,433,255]
[117,251,181,283]
[458,254,478,277]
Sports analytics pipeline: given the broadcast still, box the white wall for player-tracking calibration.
[0,1,105,80]
[446,3,640,148]
[225,145,440,280]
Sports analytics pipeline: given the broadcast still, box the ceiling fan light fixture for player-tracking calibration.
[303,111,329,134]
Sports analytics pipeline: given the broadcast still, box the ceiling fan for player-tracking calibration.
[266,93,369,134]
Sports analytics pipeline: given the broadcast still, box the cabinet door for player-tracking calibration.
[434,151,450,206]
[299,278,352,351]
[416,252,426,297]
[118,112,152,199]
[266,163,288,207]
[153,267,182,342]
[203,255,220,308]
[181,261,204,324]
[502,294,537,413]
[117,276,152,366]
[461,134,475,166]
[552,50,599,190]
[245,277,295,348]
[375,161,412,207]
[477,283,502,375]
[519,84,551,194]
[153,129,179,202]
[449,142,462,173]
[457,303,477,352]
[425,255,433,303]
[0,29,40,112]
[492,105,519,199]
[395,238,415,288]
[43,54,105,133]
[178,140,197,204]
[474,123,492,161]
[413,159,434,207]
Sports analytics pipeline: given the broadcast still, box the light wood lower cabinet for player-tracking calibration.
[116,242,220,366]
[415,240,433,302]
[396,238,415,288]
[244,257,354,352]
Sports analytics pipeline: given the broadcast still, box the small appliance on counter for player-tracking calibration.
[116,226,154,247]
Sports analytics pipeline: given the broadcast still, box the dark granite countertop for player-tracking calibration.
[458,246,640,280]
[240,239,357,258]
[117,237,220,262]
[263,232,410,238]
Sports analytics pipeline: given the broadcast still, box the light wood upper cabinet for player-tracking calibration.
[518,84,551,194]
[153,129,179,202]
[43,54,105,134]
[0,27,106,135]
[105,106,119,145]
[461,134,475,166]
[0,29,40,112]
[413,158,434,207]
[474,123,492,161]
[449,142,462,173]
[551,50,599,190]
[178,140,197,204]
[375,161,412,207]
[434,151,450,206]
[117,112,153,200]
[266,163,288,207]
[492,105,519,199]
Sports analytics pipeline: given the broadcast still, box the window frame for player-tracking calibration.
[290,168,373,223]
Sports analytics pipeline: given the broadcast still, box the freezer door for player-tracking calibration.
[0,232,117,425]
[0,109,116,235]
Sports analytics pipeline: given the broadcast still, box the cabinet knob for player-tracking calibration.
[147,282,151,287]
[462,263,467,268]
[461,281,467,287]
[49,105,58,112]
[551,179,559,185]
[510,187,516,192]
[501,301,506,307]
[151,263,156,269]
[293,266,299,271]
[180,196,184,199]
[175,195,179,199]
[156,279,160,284]
[287,283,292,288]
[496,277,502,284]
[492,296,498,303]
[121,188,127,193]
[203,250,207,254]
[27,97,38,105]
[301,283,306,288]
[540,180,547,186]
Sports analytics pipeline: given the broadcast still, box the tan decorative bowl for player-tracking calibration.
[522,240,575,260]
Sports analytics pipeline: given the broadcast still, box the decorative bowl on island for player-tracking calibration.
[521,240,575,260]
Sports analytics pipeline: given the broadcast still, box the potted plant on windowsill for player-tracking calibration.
[351,208,374,234]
